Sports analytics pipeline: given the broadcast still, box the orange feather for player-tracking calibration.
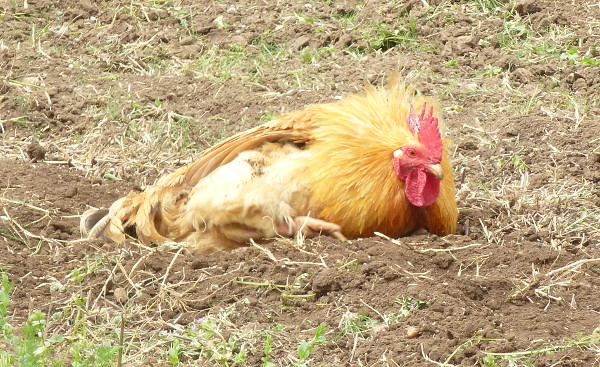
[305,79,457,237]
[81,75,458,251]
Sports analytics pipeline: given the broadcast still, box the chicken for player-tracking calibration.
[81,75,458,252]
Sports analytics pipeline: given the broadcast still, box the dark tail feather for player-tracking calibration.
[80,208,110,239]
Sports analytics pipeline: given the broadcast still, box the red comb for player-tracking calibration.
[407,103,443,162]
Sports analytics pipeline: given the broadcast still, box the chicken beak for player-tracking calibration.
[426,163,444,179]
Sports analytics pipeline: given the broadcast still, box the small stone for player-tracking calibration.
[114,287,128,304]
[406,326,420,338]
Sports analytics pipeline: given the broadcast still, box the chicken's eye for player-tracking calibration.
[407,149,416,158]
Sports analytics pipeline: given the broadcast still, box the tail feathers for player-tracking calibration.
[80,208,110,239]
[80,187,191,244]
[80,195,138,243]
[133,188,171,243]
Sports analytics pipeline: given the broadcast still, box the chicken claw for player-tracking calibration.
[278,216,348,242]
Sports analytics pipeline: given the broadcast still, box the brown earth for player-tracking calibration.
[1,0,599,366]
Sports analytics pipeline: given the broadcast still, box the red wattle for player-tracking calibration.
[405,168,440,207]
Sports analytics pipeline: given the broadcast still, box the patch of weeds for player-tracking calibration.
[261,334,275,367]
[69,336,121,367]
[258,324,286,367]
[512,93,537,115]
[193,45,247,81]
[334,9,357,28]
[481,353,499,367]
[340,296,430,337]
[295,13,316,24]
[299,47,315,63]
[345,47,365,61]
[530,24,575,58]
[480,65,502,77]
[128,1,194,31]
[496,21,600,66]
[0,273,13,335]
[287,70,323,91]
[96,98,197,152]
[366,19,418,51]
[164,309,329,367]
[505,86,538,115]
[444,104,464,113]
[0,309,61,367]
[69,255,105,283]
[10,95,30,115]
[560,47,600,66]
[497,20,566,61]
[247,38,290,83]
[250,41,288,81]
[0,273,120,366]
[498,21,532,49]
[471,0,505,13]
[29,22,52,46]
[479,327,600,365]
[396,296,431,317]
[261,111,277,122]
[299,46,334,64]
[167,339,184,365]
[295,323,327,367]
[169,115,195,147]
[169,307,252,365]
[213,15,229,29]
[340,314,377,336]
[496,151,528,174]
[166,4,193,30]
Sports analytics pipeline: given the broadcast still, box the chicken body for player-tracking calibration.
[82,77,458,252]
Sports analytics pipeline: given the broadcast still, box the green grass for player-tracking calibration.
[364,18,418,51]
[299,46,334,64]
[0,273,120,367]
[495,20,600,66]
[479,328,600,366]
[192,45,247,81]
[155,305,330,367]
[340,314,377,336]
[294,323,326,367]
[471,0,506,13]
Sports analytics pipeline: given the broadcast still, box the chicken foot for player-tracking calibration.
[277,216,348,242]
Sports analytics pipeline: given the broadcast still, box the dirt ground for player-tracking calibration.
[1,0,599,366]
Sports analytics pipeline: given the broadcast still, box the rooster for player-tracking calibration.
[81,75,458,252]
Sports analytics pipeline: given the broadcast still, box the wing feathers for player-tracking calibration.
[181,109,315,186]
[80,110,315,245]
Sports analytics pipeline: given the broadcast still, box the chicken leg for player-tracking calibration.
[277,216,348,242]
